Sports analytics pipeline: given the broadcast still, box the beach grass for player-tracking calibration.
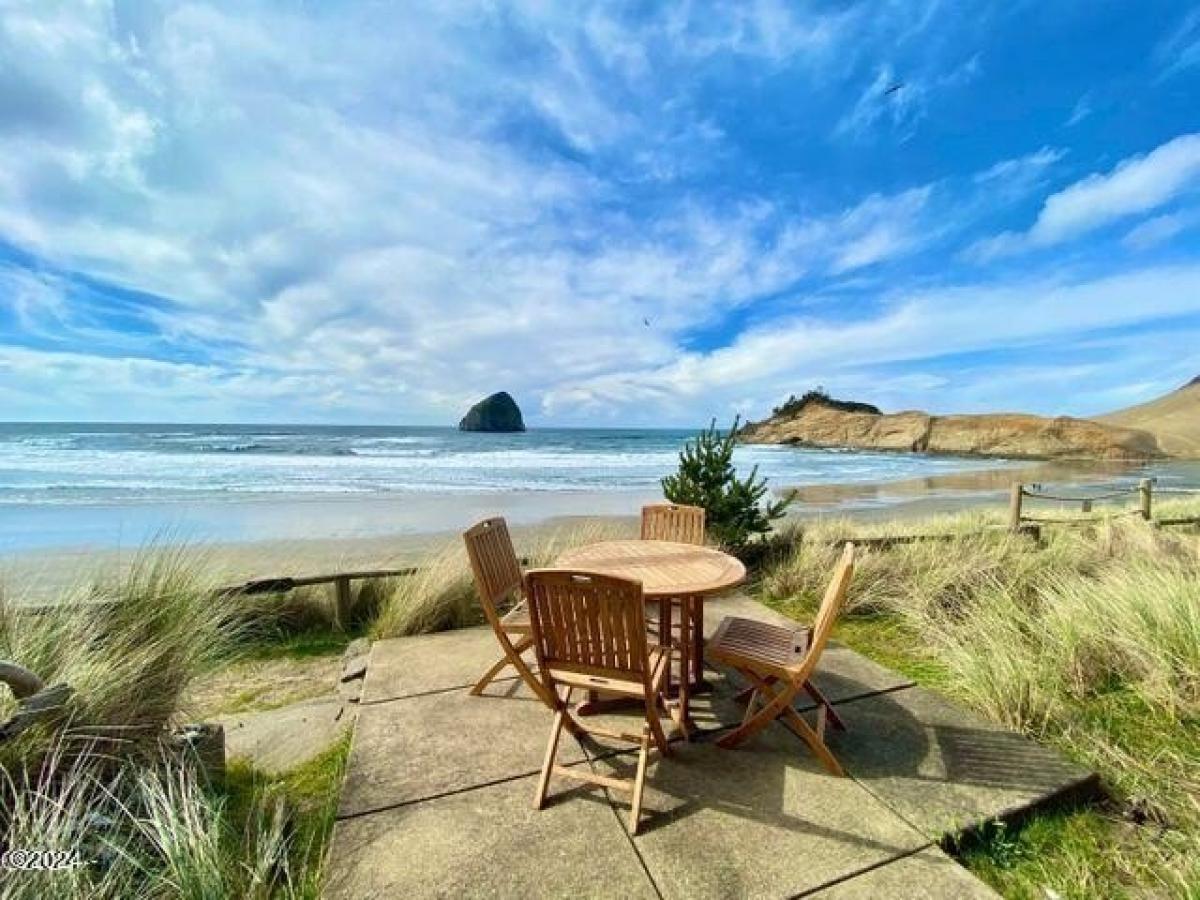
[760,501,1200,898]
[0,546,352,899]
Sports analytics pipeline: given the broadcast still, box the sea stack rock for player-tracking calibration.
[459,391,526,432]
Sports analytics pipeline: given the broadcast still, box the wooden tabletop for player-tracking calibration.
[554,540,746,598]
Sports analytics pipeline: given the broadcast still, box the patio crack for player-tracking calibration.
[788,842,937,898]
[589,754,665,900]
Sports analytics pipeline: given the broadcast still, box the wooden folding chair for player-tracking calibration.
[641,503,706,682]
[640,503,706,545]
[462,518,553,707]
[524,569,676,835]
[707,543,855,775]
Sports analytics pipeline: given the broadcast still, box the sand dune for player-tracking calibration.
[1096,377,1200,458]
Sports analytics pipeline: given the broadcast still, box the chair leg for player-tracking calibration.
[779,704,846,776]
[629,725,652,835]
[803,680,847,732]
[534,705,567,809]
[645,695,672,757]
[470,653,515,696]
[741,688,761,726]
[734,674,846,733]
[470,634,534,695]
[659,599,673,695]
[716,671,800,749]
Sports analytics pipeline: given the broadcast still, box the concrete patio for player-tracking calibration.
[324,595,1098,898]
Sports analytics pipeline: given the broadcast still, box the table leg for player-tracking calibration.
[691,600,704,686]
[659,597,673,696]
[678,596,691,729]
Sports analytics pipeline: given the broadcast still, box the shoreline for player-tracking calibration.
[4,455,1196,603]
[0,489,1012,604]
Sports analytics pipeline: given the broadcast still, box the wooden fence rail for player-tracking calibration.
[1009,479,1200,531]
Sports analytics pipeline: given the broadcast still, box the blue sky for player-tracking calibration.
[0,1,1199,426]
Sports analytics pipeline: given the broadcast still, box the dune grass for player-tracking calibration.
[0,547,351,899]
[759,501,1200,898]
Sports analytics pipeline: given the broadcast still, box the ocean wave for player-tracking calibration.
[0,425,1030,505]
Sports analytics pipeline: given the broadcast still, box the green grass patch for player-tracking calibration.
[222,733,352,899]
[237,626,357,663]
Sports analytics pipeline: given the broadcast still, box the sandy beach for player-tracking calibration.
[6,454,1196,603]
[0,474,1013,603]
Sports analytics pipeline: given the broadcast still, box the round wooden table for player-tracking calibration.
[554,539,746,728]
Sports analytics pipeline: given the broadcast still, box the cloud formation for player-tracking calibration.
[967,133,1200,261]
[0,2,1197,425]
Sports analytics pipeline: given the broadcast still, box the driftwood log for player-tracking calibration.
[0,660,43,699]
[0,659,73,742]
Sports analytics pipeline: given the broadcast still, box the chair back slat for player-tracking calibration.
[794,543,855,679]
[640,503,706,545]
[463,517,523,629]
[525,570,647,680]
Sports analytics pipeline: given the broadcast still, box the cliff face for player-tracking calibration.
[739,398,1164,460]
[459,391,526,432]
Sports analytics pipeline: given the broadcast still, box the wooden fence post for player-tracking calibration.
[1139,479,1153,521]
[333,576,353,631]
[1009,483,1024,531]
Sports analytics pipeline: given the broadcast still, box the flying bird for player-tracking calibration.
[643,317,651,327]
[882,82,905,97]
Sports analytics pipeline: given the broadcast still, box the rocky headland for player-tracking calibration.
[739,391,1167,460]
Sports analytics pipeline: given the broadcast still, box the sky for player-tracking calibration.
[1,1,1199,427]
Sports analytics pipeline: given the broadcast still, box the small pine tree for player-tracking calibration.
[661,417,791,550]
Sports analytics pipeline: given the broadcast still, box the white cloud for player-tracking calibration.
[967,133,1200,260]
[1122,212,1194,250]
[0,2,1193,426]
[834,54,979,141]
[1032,134,1200,244]
[543,263,1200,418]
[1156,8,1200,79]
[1064,92,1093,127]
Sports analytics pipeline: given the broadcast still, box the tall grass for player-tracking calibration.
[760,503,1200,897]
[0,737,339,900]
[1,547,240,774]
[0,546,349,899]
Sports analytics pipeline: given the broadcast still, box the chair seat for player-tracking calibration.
[708,617,810,673]
[500,601,532,632]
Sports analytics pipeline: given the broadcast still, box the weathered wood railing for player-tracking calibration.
[1008,479,1200,531]
[217,566,422,630]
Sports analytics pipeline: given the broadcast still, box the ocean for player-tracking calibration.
[0,423,1003,504]
[1,422,1193,554]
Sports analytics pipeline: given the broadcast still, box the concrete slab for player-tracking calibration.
[361,627,522,704]
[337,684,586,818]
[807,846,1000,898]
[326,774,658,900]
[588,736,929,900]
[218,697,352,775]
[822,685,1098,839]
[326,624,1093,900]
